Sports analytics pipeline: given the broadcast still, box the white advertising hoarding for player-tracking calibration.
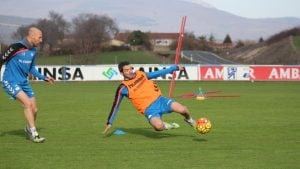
[29,64,198,81]
[223,65,250,81]
[199,65,250,81]
[2,64,300,81]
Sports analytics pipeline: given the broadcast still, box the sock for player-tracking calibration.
[29,127,38,136]
[25,125,30,132]
[186,117,195,123]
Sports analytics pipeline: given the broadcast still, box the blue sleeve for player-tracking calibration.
[106,84,128,125]
[146,65,179,79]
[30,55,46,80]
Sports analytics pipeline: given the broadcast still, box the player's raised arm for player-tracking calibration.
[146,65,180,79]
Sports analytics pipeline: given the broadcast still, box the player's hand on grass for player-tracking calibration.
[45,77,55,84]
[103,124,112,134]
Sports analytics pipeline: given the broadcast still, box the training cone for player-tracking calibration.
[113,129,125,135]
[195,88,206,100]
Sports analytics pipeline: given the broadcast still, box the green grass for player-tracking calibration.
[293,35,300,52]
[36,51,175,65]
[0,81,299,169]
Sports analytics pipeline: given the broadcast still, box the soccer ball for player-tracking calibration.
[195,117,212,134]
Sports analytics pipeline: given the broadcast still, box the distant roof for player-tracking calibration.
[114,33,129,41]
[147,33,179,40]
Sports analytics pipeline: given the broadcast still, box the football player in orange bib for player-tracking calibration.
[103,61,195,134]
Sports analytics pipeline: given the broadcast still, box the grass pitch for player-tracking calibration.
[0,81,299,169]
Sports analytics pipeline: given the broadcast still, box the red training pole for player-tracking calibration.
[168,16,187,98]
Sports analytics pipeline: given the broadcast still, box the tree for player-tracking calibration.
[223,34,232,44]
[198,35,207,42]
[208,33,215,42]
[235,40,245,48]
[72,13,118,54]
[127,30,151,50]
[182,32,199,50]
[266,27,300,44]
[37,11,69,55]
[12,11,69,55]
[170,32,199,50]
[12,24,35,40]
[0,37,1,53]
[258,37,264,43]
[198,34,213,51]
[169,32,212,51]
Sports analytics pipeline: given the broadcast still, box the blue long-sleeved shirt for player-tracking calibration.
[2,39,46,83]
[106,65,179,125]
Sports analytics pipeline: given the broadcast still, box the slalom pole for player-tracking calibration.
[168,16,187,98]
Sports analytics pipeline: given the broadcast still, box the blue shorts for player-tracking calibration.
[2,80,34,100]
[144,96,175,121]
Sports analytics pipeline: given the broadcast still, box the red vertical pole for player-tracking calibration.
[168,16,187,98]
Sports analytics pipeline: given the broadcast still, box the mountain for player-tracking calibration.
[1,0,300,43]
[0,15,37,44]
[60,0,300,41]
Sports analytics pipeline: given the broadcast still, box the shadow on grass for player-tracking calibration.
[123,128,209,142]
[103,127,182,139]
[122,127,181,139]
[0,129,25,138]
[0,128,45,139]
[193,137,208,142]
[103,127,208,141]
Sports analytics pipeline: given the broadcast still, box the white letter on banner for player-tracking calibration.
[269,68,279,79]
[279,68,290,79]
[291,68,300,79]
[204,68,214,79]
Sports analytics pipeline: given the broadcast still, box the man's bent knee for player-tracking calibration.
[153,125,165,131]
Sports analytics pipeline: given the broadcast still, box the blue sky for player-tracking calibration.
[196,0,300,18]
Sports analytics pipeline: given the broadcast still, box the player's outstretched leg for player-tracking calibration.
[184,118,196,128]
[163,122,180,130]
